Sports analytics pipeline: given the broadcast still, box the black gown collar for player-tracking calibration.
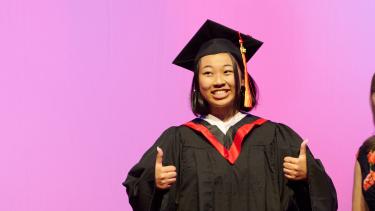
[184,114,267,164]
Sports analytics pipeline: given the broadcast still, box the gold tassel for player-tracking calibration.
[238,32,252,109]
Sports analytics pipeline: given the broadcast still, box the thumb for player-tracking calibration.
[155,146,164,166]
[299,139,308,157]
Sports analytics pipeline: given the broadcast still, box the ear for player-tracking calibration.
[372,93,375,106]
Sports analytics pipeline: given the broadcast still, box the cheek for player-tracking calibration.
[226,75,236,88]
[198,77,211,91]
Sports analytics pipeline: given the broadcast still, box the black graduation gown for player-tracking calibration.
[123,114,337,211]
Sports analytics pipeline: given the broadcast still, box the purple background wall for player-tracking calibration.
[1,0,374,210]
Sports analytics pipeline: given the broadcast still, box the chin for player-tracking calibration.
[209,100,235,110]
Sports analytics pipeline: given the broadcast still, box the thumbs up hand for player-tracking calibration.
[283,140,308,181]
[155,147,177,189]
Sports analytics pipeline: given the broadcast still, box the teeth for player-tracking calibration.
[213,90,227,94]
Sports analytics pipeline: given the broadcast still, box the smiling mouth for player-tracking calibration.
[211,90,230,99]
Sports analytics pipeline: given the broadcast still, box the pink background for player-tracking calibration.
[1,0,374,210]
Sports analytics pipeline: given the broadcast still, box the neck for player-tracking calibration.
[209,107,238,122]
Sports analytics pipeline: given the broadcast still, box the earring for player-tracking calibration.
[240,86,245,97]
[193,89,206,107]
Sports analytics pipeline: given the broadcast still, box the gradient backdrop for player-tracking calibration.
[1,0,374,210]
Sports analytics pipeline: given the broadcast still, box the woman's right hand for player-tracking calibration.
[155,147,177,189]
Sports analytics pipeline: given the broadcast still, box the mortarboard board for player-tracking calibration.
[172,19,263,109]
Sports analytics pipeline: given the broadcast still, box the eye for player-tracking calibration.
[224,69,233,75]
[202,71,213,76]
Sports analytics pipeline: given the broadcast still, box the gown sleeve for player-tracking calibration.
[275,123,338,211]
[122,126,180,211]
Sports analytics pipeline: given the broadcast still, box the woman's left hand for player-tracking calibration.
[283,140,308,181]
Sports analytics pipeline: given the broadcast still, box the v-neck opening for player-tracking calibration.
[184,115,267,164]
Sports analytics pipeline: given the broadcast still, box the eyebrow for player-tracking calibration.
[201,64,233,69]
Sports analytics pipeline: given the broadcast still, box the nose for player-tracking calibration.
[213,73,226,87]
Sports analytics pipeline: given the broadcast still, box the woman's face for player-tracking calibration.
[198,53,239,112]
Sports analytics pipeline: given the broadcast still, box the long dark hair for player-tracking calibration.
[371,73,375,124]
[363,73,375,150]
[190,53,258,116]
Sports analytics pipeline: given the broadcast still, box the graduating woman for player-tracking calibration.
[353,73,375,211]
[123,20,337,211]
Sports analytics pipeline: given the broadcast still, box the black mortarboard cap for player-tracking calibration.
[172,19,263,72]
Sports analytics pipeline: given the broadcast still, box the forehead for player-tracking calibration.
[199,53,233,67]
